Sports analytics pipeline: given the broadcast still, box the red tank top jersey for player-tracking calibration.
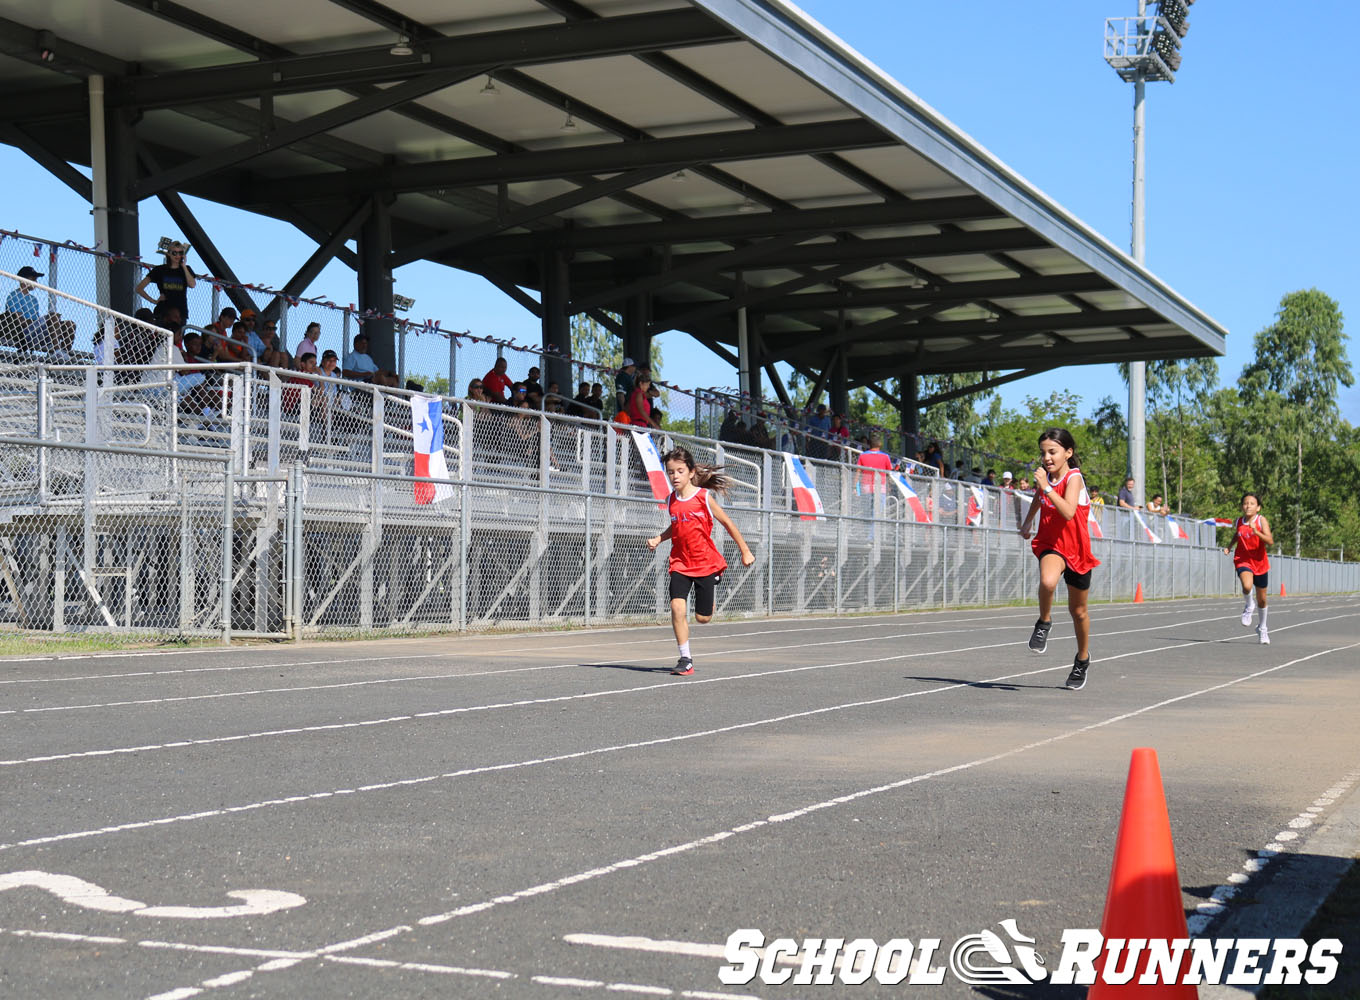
[1233,514,1270,575]
[1030,468,1100,574]
[667,488,728,577]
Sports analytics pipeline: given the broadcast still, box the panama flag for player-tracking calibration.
[410,395,454,505]
[1167,516,1190,541]
[1133,510,1162,544]
[783,453,825,520]
[889,472,931,523]
[965,485,986,526]
[1202,516,1235,527]
[630,430,671,502]
[1087,507,1104,539]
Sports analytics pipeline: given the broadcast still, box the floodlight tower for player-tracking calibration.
[1104,0,1193,504]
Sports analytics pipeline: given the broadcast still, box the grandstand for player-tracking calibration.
[4,263,1357,641]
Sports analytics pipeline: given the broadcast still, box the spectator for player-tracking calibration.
[1147,493,1166,515]
[206,307,237,345]
[546,380,560,401]
[465,377,488,403]
[240,309,269,359]
[952,459,967,481]
[626,374,660,428]
[511,382,530,406]
[828,412,849,459]
[981,468,996,487]
[1017,475,1031,493]
[968,466,983,484]
[805,403,831,458]
[213,321,253,363]
[615,357,637,413]
[523,365,544,398]
[342,333,398,386]
[296,322,321,361]
[924,442,946,476]
[570,381,594,417]
[258,317,280,351]
[1000,470,1013,490]
[181,331,211,366]
[135,242,196,322]
[718,410,744,444]
[587,383,605,415]
[290,352,318,384]
[856,434,894,514]
[1090,486,1105,508]
[1117,476,1140,510]
[317,350,342,404]
[483,356,513,402]
[751,420,774,450]
[2,266,45,347]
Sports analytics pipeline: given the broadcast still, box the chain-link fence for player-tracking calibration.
[4,432,1358,642]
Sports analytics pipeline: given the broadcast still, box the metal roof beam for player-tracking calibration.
[251,119,890,203]
[569,232,813,314]
[0,16,131,79]
[390,165,677,267]
[460,195,1000,257]
[906,366,1060,405]
[133,68,484,199]
[651,262,870,334]
[0,123,92,200]
[750,272,1114,315]
[1,9,736,119]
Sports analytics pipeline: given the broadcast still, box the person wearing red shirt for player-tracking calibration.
[1225,492,1274,643]
[645,448,755,676]
[482,356,513,403]
[1018,427,1100,690]
[855,435,894,518]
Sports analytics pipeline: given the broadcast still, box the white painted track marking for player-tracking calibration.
[0,871,305,918]
[4,609,1354,857]
[131,636,1360,1000]
[3,603,1353,769]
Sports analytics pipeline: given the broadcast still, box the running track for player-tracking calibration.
[2,594,1358,998]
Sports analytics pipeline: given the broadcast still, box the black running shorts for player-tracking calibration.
[1039,549,1092,591]
[669,571,722,617]
[1235,566,1269,590]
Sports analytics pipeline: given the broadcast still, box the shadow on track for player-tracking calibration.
[902,675,1063,692]
[582,663,676,674]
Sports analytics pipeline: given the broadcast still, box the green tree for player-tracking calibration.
[1237,289,1352,555]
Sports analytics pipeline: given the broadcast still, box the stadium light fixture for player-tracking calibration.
[1103,0,1195,502]
[389,34,414,57]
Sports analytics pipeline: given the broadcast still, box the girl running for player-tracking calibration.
[1018,428,1100,690]
[1226,492,1273,644]
[646,448,755,676]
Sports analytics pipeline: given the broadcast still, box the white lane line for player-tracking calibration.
[564,933,728,960]
[1186,767,1360,935]
[136,636,1360,1000]
[4,610,1354,856]
[6,599,1335,728]
[0,595,1280,685]
[0,606,1321,772]
[0,871,305,919]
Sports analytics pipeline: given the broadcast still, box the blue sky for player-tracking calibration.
[2,0,1356,423]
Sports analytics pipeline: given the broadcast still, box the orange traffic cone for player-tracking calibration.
[1089,748,1196,998]
[1133,583,1144,603]
[1279,581,1286,598]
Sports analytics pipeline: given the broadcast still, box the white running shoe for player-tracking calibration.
[1258,626,1270,645]
[1241,605,1254,627]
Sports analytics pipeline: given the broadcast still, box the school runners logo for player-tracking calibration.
[948,919,1046,985]
[719,924,1342,987]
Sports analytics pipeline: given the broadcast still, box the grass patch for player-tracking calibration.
[1259,856,1360,999]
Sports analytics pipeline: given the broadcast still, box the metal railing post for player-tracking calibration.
[221,467,234,643]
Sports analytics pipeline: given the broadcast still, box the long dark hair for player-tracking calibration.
[1037,427,1079,469]
[662,447,733,495]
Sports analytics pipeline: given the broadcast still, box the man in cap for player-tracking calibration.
[3,265,44,346]
[615,357,637,414]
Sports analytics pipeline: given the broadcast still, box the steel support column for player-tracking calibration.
[357,194,396,371]
[104,105,140,317]
[899,369,919,453]
[829,345,849,418]
[541,251,572,394]
[622,294,651,369]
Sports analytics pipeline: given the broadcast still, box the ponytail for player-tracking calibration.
[1037,427,1079,469]
[662,447,734,496]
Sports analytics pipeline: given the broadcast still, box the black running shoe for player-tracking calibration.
[1065,657,1089,690]
[1028,619,1052,653]
[671,657,694,676]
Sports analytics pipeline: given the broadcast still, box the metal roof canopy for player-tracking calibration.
[0,0,1226,408]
